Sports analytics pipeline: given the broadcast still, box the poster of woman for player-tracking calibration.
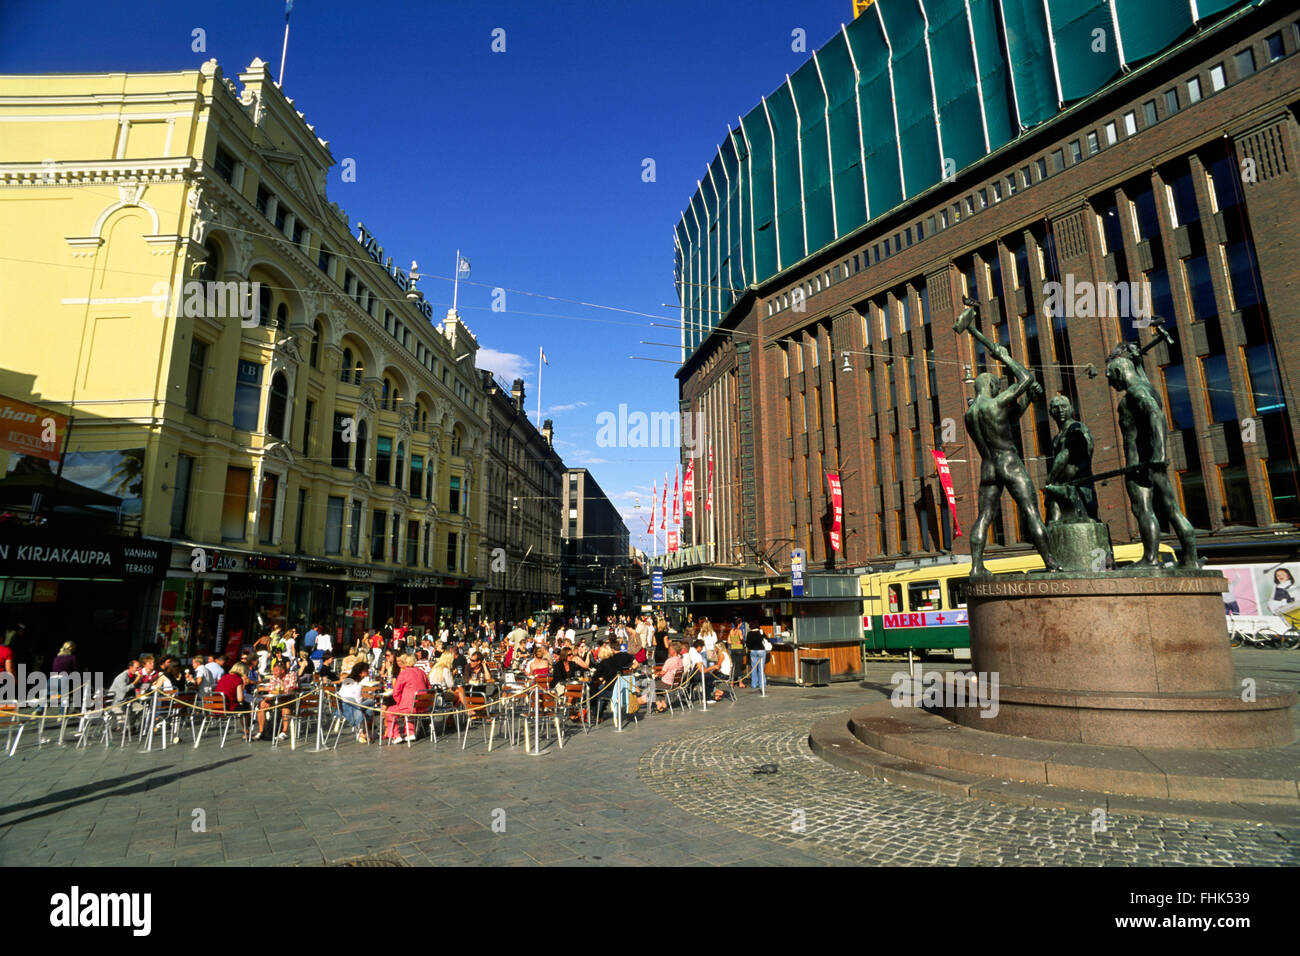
[1261,566,1298,615]
[1215,566,1260,616]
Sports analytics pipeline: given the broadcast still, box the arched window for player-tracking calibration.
[382,378,392,410]
[450,427,463,456]
[310,320,322,368]
[198,241,221,283]
[275,302,288,330]
[354,420,368,475]
[259,286,273,327]
[353,359,364,386]
[340,348,353,383]
[266,371,290,439]
[395,442,405,490]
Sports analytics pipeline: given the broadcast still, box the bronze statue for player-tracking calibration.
[956,300,1062,577]
[1043,395,1098,523]
[1105,343,1199,568]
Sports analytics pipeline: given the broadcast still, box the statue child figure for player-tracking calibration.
[965,360,1062,577]
[1105,344,1199,568]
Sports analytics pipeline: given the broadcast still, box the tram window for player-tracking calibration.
[908,580,941,610]
[948,578,969,609]
[887,584,902,613]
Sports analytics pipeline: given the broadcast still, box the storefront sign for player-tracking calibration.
[349,567,372,580]
[0,395,68,462]
[652,569,664,602]
[791,549,805,598]
[245,555,298,572]
[0,530,167,580]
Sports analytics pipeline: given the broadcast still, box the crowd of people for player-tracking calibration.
[22,610,774,748]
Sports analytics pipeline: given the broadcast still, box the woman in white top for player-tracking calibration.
[338,661,370,743]
[429,652,456,691]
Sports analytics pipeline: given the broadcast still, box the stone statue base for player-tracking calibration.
[935,570,1297,749]
[1046,519,1112,572]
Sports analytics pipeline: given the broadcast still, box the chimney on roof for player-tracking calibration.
[511,378,525,413]
[541,419,554,447]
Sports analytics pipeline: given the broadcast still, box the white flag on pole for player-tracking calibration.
[457,256,471,278]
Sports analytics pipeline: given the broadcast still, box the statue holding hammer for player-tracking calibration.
[956,298,1062,577]
[1105,336,1200,568]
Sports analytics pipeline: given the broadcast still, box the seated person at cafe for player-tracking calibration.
[385,653,432,742]
[255,662,298,741]
[337,661,370,744]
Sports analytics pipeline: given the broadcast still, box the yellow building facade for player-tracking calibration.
[0,59,488,662]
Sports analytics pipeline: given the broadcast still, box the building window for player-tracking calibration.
[1187,76,1202,102]
[1265,33,1284,63]
[446,531,458,572]
[213,145,237,183]
[1209,63,1226,92]
[1105,121,1117,145]
[310,321,322,369]
[275,302,288,330]
[232,360,263,432]
[1233,48,1255,79]
[1086,131,1100,156]
[410,454,424,499]
[185,340,207,414]
[331,412,349,468]
[1143,100,1158,126]
[220,466,251,541]
[1020,165,1031,188]
[317,244,332,274]
[1123,111,1137,136]
[349,500,362,555]
[1068,140,1082,163]
[294,488,307,551]
[1035,157,1047,180]
[1164,88,1179,114]
[325,496,344,554]
[406,520,419,566]
[354,420,368,475]
[273,202,287,233]
[371,510,387,561]
[302,399,314,455]
[449,475,461,514]
[170,454,194,536]
[266,371,289,440]
[258,286,272,327]
[1051,149,1064,173]
[258,473,278,544]
[255,185,271,216]
[394,442,405,492]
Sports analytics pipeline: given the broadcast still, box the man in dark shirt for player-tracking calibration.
[590,649,637,722]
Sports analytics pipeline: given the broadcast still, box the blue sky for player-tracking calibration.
[2,0,851,552]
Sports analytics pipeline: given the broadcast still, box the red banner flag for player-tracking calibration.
[667,530,679,552]
[683,459,695,519]
[672,466,680,526]
[931,450,963,538]
[826,472,843,553]
[648,481,656,534]
[706,444,714,512]
[660,473,667,530]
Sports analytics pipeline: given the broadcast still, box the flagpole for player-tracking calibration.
[277,5,291,88]
[452,248,460,312]
[536,345,542,428]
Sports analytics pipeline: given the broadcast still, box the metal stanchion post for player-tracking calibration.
[699,666,708,712]
[613,677,623,733]
[310,685,327,752]
[143,691,159,753]
[528,683,543,756]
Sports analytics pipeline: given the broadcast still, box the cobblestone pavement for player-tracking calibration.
[639,707,1300,866]
[0,649,1296,866]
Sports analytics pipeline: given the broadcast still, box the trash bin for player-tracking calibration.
[800,656,830,687]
